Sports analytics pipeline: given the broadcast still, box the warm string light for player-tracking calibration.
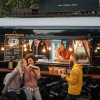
[1,46,4,51]
[69,47,72,51]
[48,46,51,50]
[41,40,46,52]
[97,47,100,49]
[23,44,26,48]
[48,40,51,50]
[23,40,28,51]
[23,40,33,52]
[24,47,27,51]
[95,49,97,52]
[42,47,46,52]
[23,43,27,51]
[95,46,100,53]
[23,39,52,52]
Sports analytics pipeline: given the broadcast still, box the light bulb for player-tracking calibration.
[48,47,51,50]
[95,49,97,52]
[42,48,46,52]
[1,47,4,51]
[24,48,27,51]
[97,47,100,49]
[23,44,26,48]
[69,47,72,51]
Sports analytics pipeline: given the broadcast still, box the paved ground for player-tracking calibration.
[0,96,11,100]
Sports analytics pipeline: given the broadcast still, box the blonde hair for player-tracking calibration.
[15,59,25,73]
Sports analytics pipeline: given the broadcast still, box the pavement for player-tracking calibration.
[0,96,11,100]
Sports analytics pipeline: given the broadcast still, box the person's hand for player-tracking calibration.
[2,91,6,100]
[61,74,66,79]
[2,91,6,96]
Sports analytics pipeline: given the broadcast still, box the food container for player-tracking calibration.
[48,67,53,74]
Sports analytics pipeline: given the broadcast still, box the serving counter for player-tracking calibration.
[0,67,100,100]
[0,59,100,79]
[0,68,100,79]
[0,68,12,72]
[36,60,90,66]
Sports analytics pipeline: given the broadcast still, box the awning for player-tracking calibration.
[0,17,100,29]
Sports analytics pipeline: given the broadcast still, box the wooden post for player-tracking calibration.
[82,40,92,66]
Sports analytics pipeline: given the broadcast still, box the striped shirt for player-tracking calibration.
[24,66,41,88]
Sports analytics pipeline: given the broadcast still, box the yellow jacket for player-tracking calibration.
[65,64,83,95]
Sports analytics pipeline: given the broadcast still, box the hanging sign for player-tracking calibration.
[39,0,99,12]
[4,34,24,61]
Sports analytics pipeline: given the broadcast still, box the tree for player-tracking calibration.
[0,0,39,17]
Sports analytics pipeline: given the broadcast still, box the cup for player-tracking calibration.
[49,67,53,74]
[58,68,62,75]
[53,67,58,75]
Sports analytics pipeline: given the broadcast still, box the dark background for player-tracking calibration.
[39,0,99,12]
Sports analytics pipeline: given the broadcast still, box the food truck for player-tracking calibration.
[0,17,100,65]
[0,17,100,100]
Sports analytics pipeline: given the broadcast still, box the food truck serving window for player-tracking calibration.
[35,39,90,65]
[51,40,90,64]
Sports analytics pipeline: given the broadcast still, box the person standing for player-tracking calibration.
[2,59,27,100]
[61,53,83,100]
[22,53,42,100]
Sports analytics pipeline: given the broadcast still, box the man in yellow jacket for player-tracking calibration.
[61,53,83,100]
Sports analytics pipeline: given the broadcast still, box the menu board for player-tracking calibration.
[4,34,24,61]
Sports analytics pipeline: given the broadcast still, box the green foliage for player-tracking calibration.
[0,0,39,17]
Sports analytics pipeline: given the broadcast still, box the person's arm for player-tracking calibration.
[65,69,79,85]
[2,70,18,93]
[66,50,72,60]
[57,48,61,56]
[33,67,41,80]
[57,49,65,62]
[25,66,41,80]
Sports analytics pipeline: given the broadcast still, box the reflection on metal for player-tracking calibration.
[33,30,65,34]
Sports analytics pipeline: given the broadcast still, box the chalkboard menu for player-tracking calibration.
[39,0,99,12]
[4,34,24,61]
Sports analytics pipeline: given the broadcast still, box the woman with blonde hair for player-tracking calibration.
[2,59,27,100]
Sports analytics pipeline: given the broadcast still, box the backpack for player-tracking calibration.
[3,73,11,85]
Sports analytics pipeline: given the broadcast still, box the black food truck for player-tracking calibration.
[0,17,100,100]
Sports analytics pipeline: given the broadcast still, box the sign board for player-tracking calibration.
[4,34,24,61]
[39,0,99,12]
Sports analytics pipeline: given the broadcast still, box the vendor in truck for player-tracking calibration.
[57,43,72,62]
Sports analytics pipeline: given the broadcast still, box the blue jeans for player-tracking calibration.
[22,87,42,100]
[7,91,20,100]
[65,93,78,100]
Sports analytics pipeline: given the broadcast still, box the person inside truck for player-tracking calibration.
[57,43,72,62]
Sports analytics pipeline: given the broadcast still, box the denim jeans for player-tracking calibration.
[65,93,78,100]
[22,86,42,100]
[7,91,20,100]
